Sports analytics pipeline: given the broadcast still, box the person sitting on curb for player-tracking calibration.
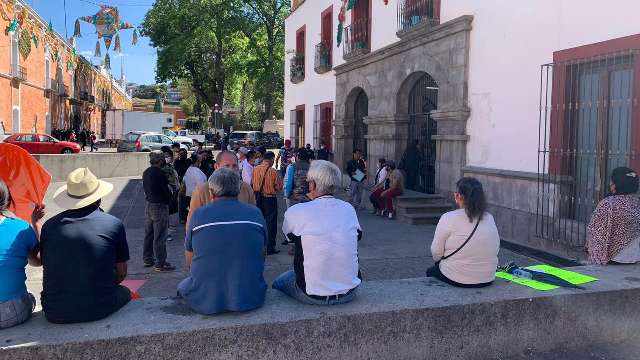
[273,160,362,305]
[0,180,44,329]
[427,177,499,288]
[187,150,256,228]
[178,168,267,315]
[41,168,131,324]
[378,161,404,219]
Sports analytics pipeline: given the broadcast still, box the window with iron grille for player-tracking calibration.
[537,35,640,249]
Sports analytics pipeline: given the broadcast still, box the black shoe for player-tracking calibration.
[143,261,155,268]
[281,240,289,245]
[155,262,176,272]
[266,250,281,255]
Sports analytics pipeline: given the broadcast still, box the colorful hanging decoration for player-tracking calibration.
[74,5,137,63]
[94,40,101,57]
[336,0,389,47]
[114,34,121,53]
[32,33,38,48]
[18,29,32,60]
[7,18,17,32]
[47,20,53,33]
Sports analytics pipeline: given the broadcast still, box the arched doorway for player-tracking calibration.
[405,73,438,193]
[353,90,369,156]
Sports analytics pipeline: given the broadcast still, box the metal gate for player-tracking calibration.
[536,49,638,248]
[353,90,369,156]
[406,73,438,193]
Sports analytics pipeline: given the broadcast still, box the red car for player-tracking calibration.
[4,133,81,154]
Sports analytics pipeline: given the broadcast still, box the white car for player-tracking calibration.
[163,129,194,148]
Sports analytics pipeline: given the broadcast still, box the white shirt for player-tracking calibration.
[430,209,500,284]
[183,166,207,197]
[240,159,254,185]
[283,196,362,296]
[376,167,388,186]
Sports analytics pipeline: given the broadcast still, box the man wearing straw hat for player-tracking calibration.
[40,168,131,324]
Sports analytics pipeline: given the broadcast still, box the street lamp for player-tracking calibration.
[214,103,222,133]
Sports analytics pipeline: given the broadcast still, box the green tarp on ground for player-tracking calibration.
[496,264,598,291]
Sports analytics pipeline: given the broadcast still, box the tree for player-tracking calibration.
[142,0,246,110]
[241,0,288,120]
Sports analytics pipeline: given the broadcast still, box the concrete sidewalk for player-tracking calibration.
[26,176,538,308]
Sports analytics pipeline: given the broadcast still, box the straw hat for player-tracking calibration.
[53,168,114,210]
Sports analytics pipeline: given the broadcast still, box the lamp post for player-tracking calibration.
[214,103,222,133]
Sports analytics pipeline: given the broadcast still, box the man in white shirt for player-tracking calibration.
[183,152,207,199]
[240,150,256,186]
[272,160,362,305]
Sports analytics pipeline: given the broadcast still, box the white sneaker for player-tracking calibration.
[388,212,394,219]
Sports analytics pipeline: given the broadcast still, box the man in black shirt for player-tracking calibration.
[173,148,192,182]
[346,149,367,209]
[42,168,131,324]
[316,143,331,161]
[142,151,175,272]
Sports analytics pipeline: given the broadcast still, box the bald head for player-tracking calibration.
[215,150,239,172]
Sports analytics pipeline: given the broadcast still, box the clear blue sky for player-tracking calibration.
[25,0,157,85]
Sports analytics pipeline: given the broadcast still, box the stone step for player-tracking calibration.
[396,202,452,211]
[397,212,444,225]
[395,193,446,204]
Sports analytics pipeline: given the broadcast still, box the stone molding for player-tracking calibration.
[396,18,441,40]
[334,15,473,75]
[431,107,471,136]
[432,134,470,142]
[363,115,410,126]
[462,166,540,181]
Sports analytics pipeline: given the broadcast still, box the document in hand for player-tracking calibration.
[353,169,366,182]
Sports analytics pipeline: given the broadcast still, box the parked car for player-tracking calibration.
[263,132,284,149]
[163,129,194,148]
[229,131,261,147]
[117,132,175,152]
[4,133,81,154]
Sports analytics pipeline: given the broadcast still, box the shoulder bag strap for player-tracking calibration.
[259,167,268,194]
[441,218,481,261]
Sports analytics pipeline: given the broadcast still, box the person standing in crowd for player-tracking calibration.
[241,150,257,186]
[316,142,332,161]
[587,167,640,265]
[284,148,311,207]
[174,148,192,224]
[183,152,207,222]
[171,142,181,158]
[379,161,404,219]
[370,158,388,215]
[187,150,256,227]
[178,168,267,315]
[399,140,422,191]
[142,152,175,272]
[221,134,229,151]
[161,147,180,241]
[276,139,293,178]
[0,180,44,329]
[200,150,215,179]
[427,177,499,288]
[346,149,367,210]
[252,151,283,255]
[78,130,87,152]
[273,160,362,305]
[41,168,131,323]
[305,144,315,160]
[89,132,98,152]
[69,130,76,144]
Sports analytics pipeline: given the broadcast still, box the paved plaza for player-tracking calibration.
[25,175,540,309]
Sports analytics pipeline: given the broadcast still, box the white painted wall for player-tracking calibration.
[284,0,399,148]
[442,0,640,173]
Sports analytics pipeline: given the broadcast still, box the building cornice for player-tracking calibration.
[334,15,473,75]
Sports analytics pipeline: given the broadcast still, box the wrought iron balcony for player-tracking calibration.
[314,41,332,74]
[58,84,70,97]
[11,64,27,81]
[290,54,305,84]
[343,18,370,60]
[397,0,440,35]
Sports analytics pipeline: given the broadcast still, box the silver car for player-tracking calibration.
[117,132,175,152]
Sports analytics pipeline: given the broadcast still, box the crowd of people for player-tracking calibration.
[1,136,638,329]
[51,129,99,152]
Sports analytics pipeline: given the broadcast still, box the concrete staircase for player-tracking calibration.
[395,191,452,225]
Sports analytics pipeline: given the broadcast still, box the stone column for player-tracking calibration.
[364,115,410,182]
[333,117,353,173]
[431,107,470,195]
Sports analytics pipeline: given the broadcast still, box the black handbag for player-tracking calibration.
[435,219,480,266]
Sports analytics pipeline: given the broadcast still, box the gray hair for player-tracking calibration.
[307,160,342,195]
[208,168,241,198]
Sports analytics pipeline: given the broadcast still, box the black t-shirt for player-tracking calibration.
[346,159,366,182]
[174,158,192,181]
[143,166,172,204]
[41,205,130,323]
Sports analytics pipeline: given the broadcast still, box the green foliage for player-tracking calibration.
[184,117,203,131]
[142,0,288,128]
[133,84,167,99]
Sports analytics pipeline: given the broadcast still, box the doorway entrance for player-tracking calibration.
[353,90,368,156]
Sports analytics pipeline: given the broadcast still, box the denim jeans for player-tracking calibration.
[0,292,35,329]
[272,270,357,305]
[143,202,169,265]
[349,180,363,208]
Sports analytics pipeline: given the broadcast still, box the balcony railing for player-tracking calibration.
[343,18,370,60]
[58,84,70,97]
[290,54,305,84]
[11,64,27,81]
[314,41,332,74]
[397,0,440,34]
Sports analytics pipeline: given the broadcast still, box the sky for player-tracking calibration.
[25,0,157,85]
